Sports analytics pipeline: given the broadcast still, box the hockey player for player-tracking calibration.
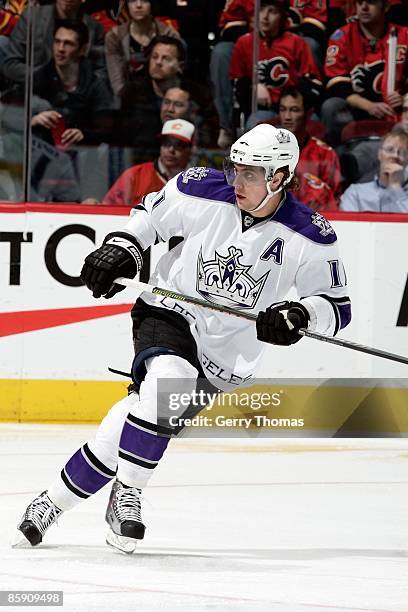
[14,124,351,553]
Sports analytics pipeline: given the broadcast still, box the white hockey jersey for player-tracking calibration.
[121,167,351,390]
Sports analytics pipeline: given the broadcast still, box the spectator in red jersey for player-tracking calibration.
[287,0,327,67]
[100,118,194,206]
[210,0,326,148]
[230,0,322,129]
[321,0,408,146]
[105,0,180,97]
[214,0,327,62]
[278,86,341,210]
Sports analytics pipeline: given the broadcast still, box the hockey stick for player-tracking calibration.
[115,277,408,366]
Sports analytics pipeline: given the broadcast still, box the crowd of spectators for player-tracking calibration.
[0,0,407,212]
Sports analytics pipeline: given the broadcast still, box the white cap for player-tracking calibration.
[160,119,195,144]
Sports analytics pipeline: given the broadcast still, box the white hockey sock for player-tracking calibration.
[117,355,198,487]
[48,394,138,510]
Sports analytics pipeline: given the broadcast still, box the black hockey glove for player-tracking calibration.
[81,232,143,298]
[256,301,310,346]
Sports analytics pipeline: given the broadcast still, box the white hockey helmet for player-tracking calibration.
[227,123,299,188]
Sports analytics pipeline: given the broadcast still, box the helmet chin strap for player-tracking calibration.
[247,181,284,213]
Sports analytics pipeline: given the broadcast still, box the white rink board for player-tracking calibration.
[1,209,408,381]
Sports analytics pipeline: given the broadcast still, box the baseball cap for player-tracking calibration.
[160,119,195,144]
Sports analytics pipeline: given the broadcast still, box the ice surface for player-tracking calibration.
[0,424,407,611]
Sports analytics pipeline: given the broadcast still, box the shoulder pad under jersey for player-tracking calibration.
[177,167,236,204]
[272,193,337,244]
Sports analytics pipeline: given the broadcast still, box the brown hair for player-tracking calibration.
[275,165,299,192]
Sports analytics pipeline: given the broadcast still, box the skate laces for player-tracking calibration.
[114,487,142,523]
[25,493,62,535]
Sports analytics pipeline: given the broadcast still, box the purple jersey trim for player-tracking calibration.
[177,171,336,244]
[177,168,236,204]
[271,194,338,245]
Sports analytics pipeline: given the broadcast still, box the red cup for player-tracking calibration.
[51,116,66,150]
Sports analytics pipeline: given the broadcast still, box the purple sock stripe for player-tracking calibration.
[119,420,170,463]
[64,447,113,495]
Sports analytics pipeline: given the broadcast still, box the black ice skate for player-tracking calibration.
[105,480,145,554]
[13,491,63,547]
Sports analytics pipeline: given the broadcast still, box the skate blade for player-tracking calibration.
[106,529,138,554]
[11,529,35,548]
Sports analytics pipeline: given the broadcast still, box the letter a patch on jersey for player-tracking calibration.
[260,238,284,265]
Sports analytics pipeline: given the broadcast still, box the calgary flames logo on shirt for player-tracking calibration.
[304,173,324,189]
[350,60,384,98]
[196,246,269,309]
[258,57,290,88]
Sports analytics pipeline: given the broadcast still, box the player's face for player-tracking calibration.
[53,28,83,66]
[259,5,283,37]
[279,95,305,134]
[127,0,151,21]
[356,0,385,26]
[230,164,268,210]
[149,43,182,81]
[160,138,191,169]
[160,88,190,122]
